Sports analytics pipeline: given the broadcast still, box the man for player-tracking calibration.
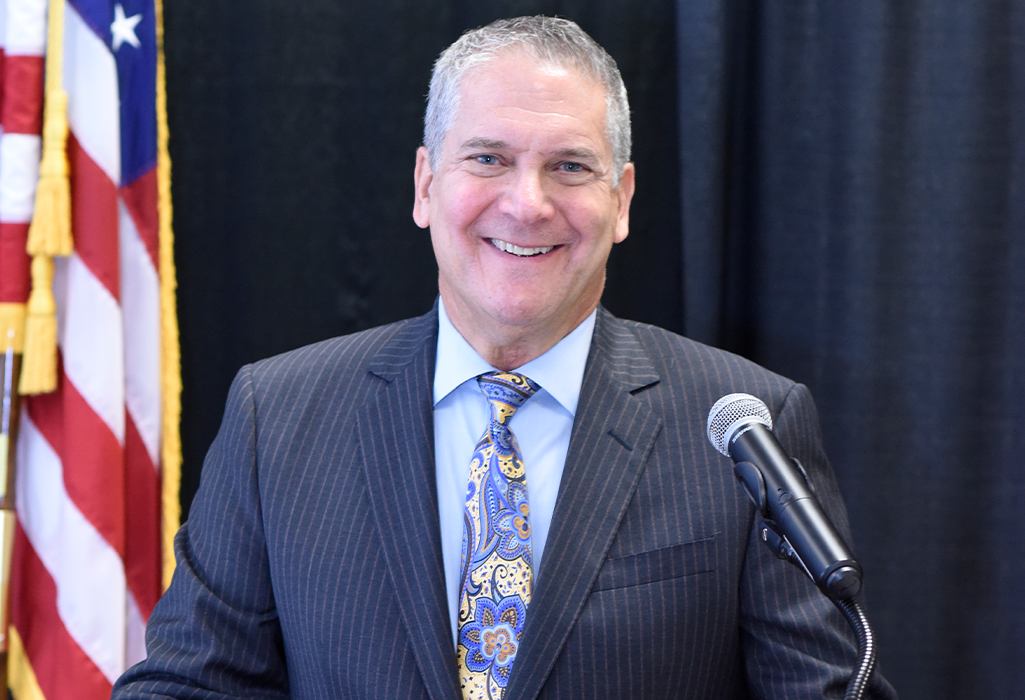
[113,16,895,700]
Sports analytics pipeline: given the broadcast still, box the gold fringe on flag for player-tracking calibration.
[154,0,183,588]
[20,0,71,396]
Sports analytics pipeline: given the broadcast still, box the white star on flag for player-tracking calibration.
[111,3,143,51]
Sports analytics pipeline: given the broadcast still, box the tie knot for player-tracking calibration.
[477,371,540,424]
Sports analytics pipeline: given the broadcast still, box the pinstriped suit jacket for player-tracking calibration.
[113,306,896,700]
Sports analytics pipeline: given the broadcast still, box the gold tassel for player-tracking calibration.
[24,89,72,258]
[18,256,57,395]
[21,0,71,396]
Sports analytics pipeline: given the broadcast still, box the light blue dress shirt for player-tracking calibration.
[433,299,596,646]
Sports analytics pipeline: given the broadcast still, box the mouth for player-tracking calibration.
[490,238,556,257]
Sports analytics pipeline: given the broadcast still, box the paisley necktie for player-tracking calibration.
[456,371,540,700]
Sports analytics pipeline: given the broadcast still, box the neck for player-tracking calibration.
[480,341,551,372]
[441,296,596,371]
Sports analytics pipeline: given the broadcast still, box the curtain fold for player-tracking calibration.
[676,1,1025,696]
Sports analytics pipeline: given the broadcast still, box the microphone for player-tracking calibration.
[707,393,863,600]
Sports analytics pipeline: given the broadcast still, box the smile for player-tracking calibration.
[490,238,556,257]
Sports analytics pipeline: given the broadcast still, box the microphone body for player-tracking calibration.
[708,394,862,600]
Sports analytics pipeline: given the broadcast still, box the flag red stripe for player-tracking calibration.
[27,365,127,558]
[125,412,161,618]
[9,525,114,700]
[121,168,159,269]
[0,53,44,134]
[69,132,120,301]
[0,221,32,301]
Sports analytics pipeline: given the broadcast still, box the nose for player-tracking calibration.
[499,167,554,224]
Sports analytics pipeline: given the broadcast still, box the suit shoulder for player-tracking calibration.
[240,311,435,399]
[619,317,787,378]
[603,314,802,412]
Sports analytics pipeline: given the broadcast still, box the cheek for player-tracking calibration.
[437,181,499,234]
[562,204,617,248]
[554,185,618,226]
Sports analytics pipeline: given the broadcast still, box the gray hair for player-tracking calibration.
[424,16,632,187]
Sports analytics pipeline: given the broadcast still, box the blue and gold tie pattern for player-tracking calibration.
[457,371,540,700]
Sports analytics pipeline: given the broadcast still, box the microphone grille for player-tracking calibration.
[706,393,773,457]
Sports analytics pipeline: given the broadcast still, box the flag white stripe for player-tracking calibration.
[0,0,7,52]
[0,133,41,221]
[120,197,162,464]
[54,254,127,444]
[62,2,121,185]
[126,592,147,668]
[2,0,45,55]
[16,412,128,684]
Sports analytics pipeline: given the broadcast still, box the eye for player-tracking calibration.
[474,154,499,165]
[559,162,585,172]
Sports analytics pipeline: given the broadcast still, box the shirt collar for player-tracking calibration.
[433,298,596,417]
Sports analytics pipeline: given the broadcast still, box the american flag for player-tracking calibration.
[0,0,177,697]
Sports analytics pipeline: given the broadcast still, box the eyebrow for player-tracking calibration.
[458,137,509,151]
[553,147,602,162]
[457,139,602,162]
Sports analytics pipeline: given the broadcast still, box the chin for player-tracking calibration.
[486,295,571,334]
[487,305,549,329]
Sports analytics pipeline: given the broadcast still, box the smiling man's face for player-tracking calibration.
[413,50,635,368]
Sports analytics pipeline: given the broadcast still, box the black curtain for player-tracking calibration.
[164,1,1024,698]
[677,2,1024,697]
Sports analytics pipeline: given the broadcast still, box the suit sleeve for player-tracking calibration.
[111,367,291,699]
[738,383,897,700]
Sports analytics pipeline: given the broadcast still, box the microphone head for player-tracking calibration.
[707,393,773,457]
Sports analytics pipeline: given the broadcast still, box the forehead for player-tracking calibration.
[447,52,609,154]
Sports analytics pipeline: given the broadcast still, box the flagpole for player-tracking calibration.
[0,329,23,693]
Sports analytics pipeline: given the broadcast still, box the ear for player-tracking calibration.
[413,146,433,229]
[613,162,635,244]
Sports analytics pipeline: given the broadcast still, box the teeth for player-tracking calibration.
[490,239,555,257]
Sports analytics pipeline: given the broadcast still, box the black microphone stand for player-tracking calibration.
[757,518,877,700]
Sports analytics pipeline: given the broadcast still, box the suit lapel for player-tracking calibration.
[358,309,462,700]
[507,309,663,700]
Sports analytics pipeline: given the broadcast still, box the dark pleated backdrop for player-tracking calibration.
[163,1,1024,698]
